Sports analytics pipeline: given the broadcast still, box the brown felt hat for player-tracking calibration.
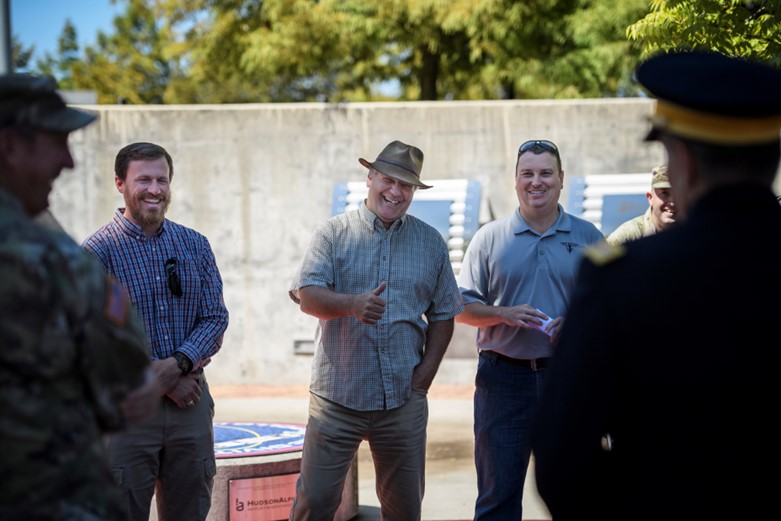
[359,140,431,189]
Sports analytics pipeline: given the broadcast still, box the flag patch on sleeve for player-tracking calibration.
[103,276,129,326]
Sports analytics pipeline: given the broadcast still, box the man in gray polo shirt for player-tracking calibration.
[457,139,603,521]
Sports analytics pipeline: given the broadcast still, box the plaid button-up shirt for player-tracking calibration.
[290,202,463,411]
[82,209,228,368]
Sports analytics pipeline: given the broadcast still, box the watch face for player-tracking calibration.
[175,353,189,374]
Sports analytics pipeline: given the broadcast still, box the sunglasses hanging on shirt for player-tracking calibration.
[164,257,183,297]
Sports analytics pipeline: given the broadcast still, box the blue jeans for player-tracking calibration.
[473,352,546,521]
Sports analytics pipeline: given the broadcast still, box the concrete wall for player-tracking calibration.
[50,98,667,387]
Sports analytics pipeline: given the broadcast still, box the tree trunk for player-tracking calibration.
[419,48,439,100]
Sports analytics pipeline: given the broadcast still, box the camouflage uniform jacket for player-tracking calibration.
[0,188,151,520]
[605,207,658,245]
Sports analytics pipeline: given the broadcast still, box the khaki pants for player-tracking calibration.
[106,375,216,521]
[290,390,429,521]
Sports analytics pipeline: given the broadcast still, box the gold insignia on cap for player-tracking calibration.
[584,240,626,266]
[653,100,781,145]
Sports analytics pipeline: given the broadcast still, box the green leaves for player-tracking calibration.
[23,0,778,102]
[627,0,781,67]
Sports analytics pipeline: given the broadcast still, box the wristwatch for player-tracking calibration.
[173,352,193,376]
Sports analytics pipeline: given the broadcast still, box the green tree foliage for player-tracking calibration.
[31,0,650,102]
[162,0,648,102]
[555,0,650,97]
[68,0,177,104]
[11,36,35,71]
[627,0,781,67]
[35,20,80,89]
[155,0,275,103]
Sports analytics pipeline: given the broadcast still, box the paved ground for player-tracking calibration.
[212,384,552,521]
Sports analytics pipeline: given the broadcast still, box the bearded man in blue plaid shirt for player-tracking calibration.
[82,141,229,521]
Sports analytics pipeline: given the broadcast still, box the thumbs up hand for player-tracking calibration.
[353,281,387,324]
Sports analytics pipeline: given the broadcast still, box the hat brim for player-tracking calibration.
[38,106,97,133]
[359,157,432,189]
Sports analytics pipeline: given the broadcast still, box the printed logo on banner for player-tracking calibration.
[229,473,299,521]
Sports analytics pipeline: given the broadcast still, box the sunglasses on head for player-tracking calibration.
[518,139,560,160]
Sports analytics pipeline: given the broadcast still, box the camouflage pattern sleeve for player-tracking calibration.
[605,215,645,245]
[78,274,152,430]
[0,223,150,434]
[1,211,151,517]
[57,235,152,432]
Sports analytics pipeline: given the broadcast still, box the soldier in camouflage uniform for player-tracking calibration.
[605,165,677,245]
[0,74,158,520]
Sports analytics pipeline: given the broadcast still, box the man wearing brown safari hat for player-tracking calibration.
[289,140,463,520]
[0,73,159,520]
[606,164,677,244]
[358,139,432,189]
[533,51,781,521]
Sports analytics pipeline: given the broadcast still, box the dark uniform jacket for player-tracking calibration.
[532,185,780,521]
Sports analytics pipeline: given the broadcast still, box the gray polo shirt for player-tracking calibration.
[458,204,603,359]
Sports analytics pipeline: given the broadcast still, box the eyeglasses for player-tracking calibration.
[518,139,560,159]
[164,257,183,297]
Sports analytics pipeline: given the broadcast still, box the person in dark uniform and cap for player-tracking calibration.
[532,51,781,521]
[0,74,160,519]
[288,140,463,520]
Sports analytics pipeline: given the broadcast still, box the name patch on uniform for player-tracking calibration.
[103,276,129,326]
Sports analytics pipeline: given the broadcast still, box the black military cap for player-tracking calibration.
[636,51,781,145]
[0,73,96,133]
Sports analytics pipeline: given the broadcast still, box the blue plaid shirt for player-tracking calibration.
[82,209,228,368]
[289,202,463,411]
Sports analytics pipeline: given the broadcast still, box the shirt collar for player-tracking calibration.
[113,208,166,239]
[513,203,572,236]
[358,200,407,232]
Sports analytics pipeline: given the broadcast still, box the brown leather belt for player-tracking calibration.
[480,350,550,371]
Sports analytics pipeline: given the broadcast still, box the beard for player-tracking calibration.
[127,193,171,231]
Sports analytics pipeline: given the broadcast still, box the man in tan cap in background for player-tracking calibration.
[606,164,676,244]
[0,74,159,520]
[288,140,463,520]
